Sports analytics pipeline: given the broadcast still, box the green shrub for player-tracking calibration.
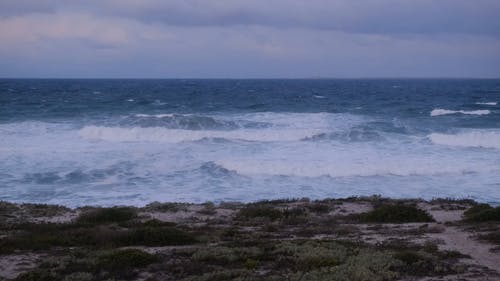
[144,202,188,212]
[393,251,423,264]
[236,206,283,221]
[192,246,262,264]
[356,204,434,223]
[0,221,195,253]
[62,272,93,281]
[292,251,401,281]
[0,201,20,214]
[21,203,70,217]
[142,219,176,227]
[122,226,197,246]
[479,231,500,244]
[97,249,157,269]
[15,249,155,281]
[14,271,55,281]
[464,204,492,216]
[179,270,246,281]
[306,203,331,214]
[252,198,302,205]
[197,202,217,215]
[77,207,137,224]
[463,204,500,222]
[244,259,258,270]
[274,241,349,270]
[282,207,307,218]
[0,222,130,253]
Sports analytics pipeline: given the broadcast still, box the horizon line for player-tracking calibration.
[1,77,500,80]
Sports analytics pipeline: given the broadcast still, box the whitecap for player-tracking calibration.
[78,126,325,143]
[135,113,175,118]
[476,102,497,106]
[214,159,492,178]
[429,130,500,149]
[430,109,490,116]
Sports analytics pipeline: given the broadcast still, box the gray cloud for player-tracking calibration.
[1,0,500,36]
[0,0,499,77]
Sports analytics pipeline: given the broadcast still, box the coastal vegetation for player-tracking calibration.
[0,197,499,280]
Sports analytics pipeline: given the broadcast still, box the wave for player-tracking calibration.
[430,109,491,116]
[198,162,238,177]
[214,159,493,178]
[237,112,365,130]
[79,126,324,143]
[22,169,110,185]
[313,95,326,99]
[118,113,270,130]
[476,102,497,106]
[135,114,175,118]
[429,131,500,149]
[304,129,383,142]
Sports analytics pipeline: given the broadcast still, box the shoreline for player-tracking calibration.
[1,196,499,280]
[4,195,500,209]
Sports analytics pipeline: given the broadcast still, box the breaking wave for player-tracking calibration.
[79,126,325,143]
[115,113,270,130]
[429,130,500,149]
[304,129,383,142]
[214,159,493,178]
[430,109,491,116]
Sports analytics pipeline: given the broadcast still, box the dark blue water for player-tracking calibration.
[1,79,500,206]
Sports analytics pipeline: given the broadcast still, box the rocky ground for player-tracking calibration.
[0,196,499,281]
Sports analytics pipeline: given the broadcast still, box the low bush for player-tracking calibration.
[122,226,197,246]
[97,249,158,269]
[463,204,500,222]
[142,219,176,227]
[306,202,331,214]
[144,202,188,212]
[21,203,70,217]
[192,246,262,264]
[356,204,435,223]
[479,231,500,244]
[394,251,423,265]
[76,207,137,224]
[14,270,55,281]
[0,223,125,253]
[236,206,283,221]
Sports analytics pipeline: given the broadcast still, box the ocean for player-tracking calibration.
[1,79,499,207]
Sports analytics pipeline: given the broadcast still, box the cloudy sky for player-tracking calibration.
[1,0,499,78]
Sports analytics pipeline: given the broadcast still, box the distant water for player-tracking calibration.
[1,79,500,207]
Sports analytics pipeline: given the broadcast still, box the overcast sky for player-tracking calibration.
[1,0,499,78]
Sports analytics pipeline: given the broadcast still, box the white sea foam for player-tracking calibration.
[3,111,500,207]
[430,109,491,116]
[236,112,364,129]
[135,113,176,118]
[476,102,497,106]
[79,126,325,143]
[215,155,496,178]
[429,131,500,149]
[82,112,365,142]
[313,95,325,99]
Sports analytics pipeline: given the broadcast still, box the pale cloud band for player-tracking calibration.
[1,0,499,78]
